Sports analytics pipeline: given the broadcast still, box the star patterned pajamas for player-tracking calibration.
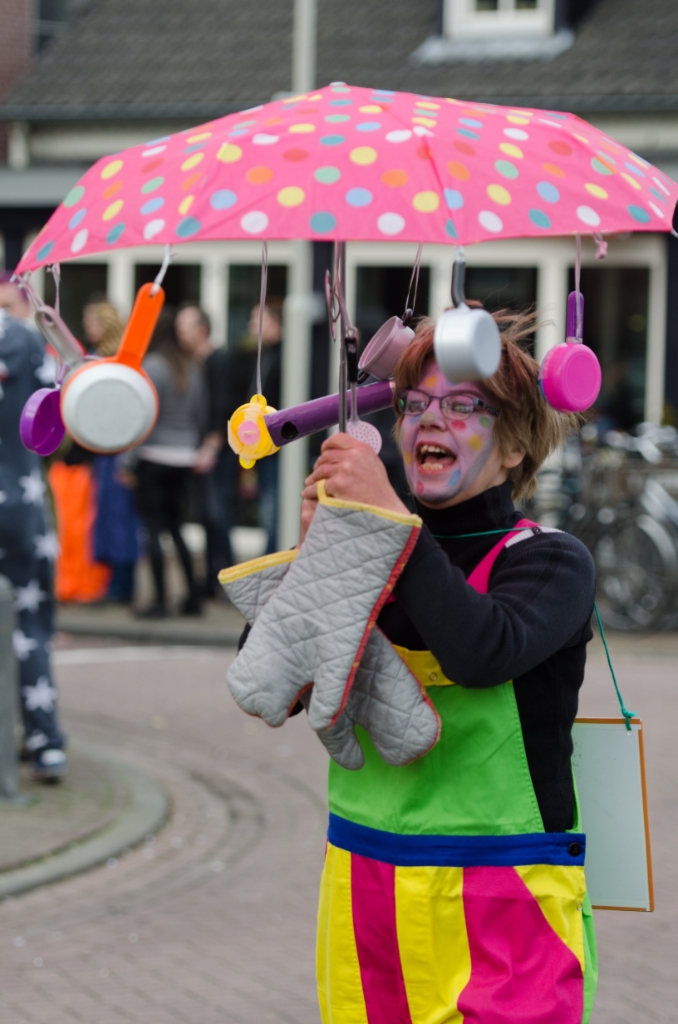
[0,311,63,755]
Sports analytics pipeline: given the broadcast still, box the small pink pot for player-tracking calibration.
[540,342,602,413]
[358,316,414,380]
[539,290,602,413]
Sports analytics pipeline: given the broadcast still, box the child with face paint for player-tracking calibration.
[302,310,598,1024]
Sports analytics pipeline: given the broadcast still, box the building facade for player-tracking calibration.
[1,0,677,428]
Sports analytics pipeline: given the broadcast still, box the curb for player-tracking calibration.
[0,741,169,899]
[55,614,242,648]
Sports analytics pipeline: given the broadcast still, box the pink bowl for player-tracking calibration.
[540,342,602,413]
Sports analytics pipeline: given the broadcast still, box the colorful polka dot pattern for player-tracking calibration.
[19,84,678,273]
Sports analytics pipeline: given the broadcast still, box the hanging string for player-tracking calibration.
[47,264,61,315]
[593,604,636,731]
[431,524,636,730]
[431,527,529,540]
[574,233,582,341]
[403,243,423,323]
[151,244,172,296]
[15,274,45,315]
[256,240,269,397]
[592,232,608,260]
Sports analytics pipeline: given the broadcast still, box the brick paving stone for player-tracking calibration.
[0,633,675,1023]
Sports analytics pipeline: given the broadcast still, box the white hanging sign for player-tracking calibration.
[572,718,654,912]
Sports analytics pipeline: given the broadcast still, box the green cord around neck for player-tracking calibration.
[432,525,637,731]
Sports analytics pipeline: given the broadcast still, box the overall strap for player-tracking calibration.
[466,518,539,595]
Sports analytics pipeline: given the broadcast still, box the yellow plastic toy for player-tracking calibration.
[227,394,279,468]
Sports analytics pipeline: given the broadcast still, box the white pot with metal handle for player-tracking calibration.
[433,255,501,384]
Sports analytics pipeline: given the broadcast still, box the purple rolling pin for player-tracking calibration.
[264,380,394,446]
[566,290,584,341]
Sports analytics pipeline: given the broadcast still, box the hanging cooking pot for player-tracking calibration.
[433,254,501,383]
[60,282,164,453]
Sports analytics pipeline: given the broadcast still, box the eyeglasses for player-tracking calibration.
[396,389,499,421]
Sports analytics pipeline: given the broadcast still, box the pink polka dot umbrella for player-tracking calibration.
[17,82,678,273]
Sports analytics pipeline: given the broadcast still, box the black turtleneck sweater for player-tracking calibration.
[379,480,595,832]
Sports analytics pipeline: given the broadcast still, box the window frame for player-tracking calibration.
[443,0,555,40]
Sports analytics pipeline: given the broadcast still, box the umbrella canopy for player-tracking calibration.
[18,82,678,274]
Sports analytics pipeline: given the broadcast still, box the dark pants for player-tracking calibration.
[136,461,198,608]
[194,447,236,595]
[258,452,279,555]
[5,550,64,753]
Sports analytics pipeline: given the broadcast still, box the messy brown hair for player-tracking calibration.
[393,308,578,500]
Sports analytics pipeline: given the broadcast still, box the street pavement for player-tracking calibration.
[1,630,677,1023]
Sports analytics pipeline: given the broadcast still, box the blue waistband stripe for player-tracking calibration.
[327,814,586,867]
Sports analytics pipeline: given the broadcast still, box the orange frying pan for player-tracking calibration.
[60,283,164,453]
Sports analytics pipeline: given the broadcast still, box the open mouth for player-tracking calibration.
[416,442,457,473]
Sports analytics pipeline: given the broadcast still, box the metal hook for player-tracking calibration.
[451,248,467,309]
[402,243,423,325]
[151,245,172,296]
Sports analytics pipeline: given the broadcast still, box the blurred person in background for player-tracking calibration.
[120,308,206,617]
[175,303,234,596]
[0,302,66,779]
[82,300,142,604]
[0,272,39,334]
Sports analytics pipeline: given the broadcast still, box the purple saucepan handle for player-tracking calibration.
[20,388,66,456]
[566,290,584,341]
[264,380,394,446]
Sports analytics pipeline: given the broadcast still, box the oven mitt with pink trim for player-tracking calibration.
[221,484,422,733]
[220,498,440,768]
[299,630,441,770]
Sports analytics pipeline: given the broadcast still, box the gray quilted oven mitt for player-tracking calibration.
[220,484,441,767]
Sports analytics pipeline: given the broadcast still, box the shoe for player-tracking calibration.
[33,748,67,783]
[135,602,168,619]
[179,596,203,616]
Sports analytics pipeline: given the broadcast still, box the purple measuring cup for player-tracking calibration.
[20,365,67,456]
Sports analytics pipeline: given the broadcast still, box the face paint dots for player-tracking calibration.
[479,416,492,429]
[450,420,466,431]
[468,435,483,451]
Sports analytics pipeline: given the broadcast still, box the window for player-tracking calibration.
[134,263,201,310]
[35,0,69,53]
[444,0,555,39]
[226,264,287,351]
[568,267,649,430]
[465,266,538,351]
[43,264,108,343]
[474,0,540,8]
